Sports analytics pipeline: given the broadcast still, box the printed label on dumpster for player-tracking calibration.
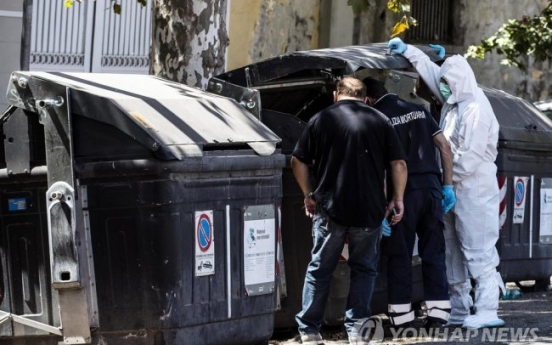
[540,178,552,244]
[513,176,529,224]
[244,205,275,296]
[8,198,27,211]
[195,211,215,276]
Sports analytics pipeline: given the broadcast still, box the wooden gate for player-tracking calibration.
[30,0,151,74]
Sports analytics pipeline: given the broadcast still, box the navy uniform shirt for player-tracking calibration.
[293,100,405,228]
[373,94,442,192]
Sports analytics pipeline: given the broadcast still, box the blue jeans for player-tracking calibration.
[295,210,381,335]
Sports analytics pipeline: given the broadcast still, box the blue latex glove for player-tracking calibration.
[442,185,456,213]
[387,37,407,54]
[381,219,392,237]
[429,44,446,59]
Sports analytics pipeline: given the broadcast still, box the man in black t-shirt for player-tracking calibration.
[364,77,455,329]
[292,77,407,345]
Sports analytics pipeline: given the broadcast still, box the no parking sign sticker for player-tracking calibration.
[513,176,529,224]
[195,210,215,276]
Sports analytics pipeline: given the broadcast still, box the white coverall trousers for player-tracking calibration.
[444,161,505,328]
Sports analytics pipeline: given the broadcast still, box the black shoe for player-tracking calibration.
[424,319,446,331]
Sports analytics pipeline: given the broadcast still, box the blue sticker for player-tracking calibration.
[8,198,27,211]
[515,179,525,206]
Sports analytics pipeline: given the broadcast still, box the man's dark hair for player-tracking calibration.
[363,77,388,100]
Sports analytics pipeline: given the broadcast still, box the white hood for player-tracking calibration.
[440,55,479,105]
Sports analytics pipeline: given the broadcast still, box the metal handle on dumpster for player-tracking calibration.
[46,181,81,289]
[37,96,65,109]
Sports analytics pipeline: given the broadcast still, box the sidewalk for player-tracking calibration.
[270,283,552,345]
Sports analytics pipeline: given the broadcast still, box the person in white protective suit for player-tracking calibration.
[387,37,506,330]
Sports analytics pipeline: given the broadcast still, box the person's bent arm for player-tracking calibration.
[402,45,444,104]
[387,159,407,225]
[291,156,316,218]
[433,132,453,185]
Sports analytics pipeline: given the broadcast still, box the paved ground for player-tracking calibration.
[270,282,552,345]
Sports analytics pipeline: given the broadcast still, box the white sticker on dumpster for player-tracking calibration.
[540,178,552,244]
[244,205,275,296]
[513,176,529,224]
[195,211,215,276]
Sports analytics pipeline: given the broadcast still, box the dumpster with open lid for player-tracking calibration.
[0,72,284,345]
[208,43,443,328]
[208,43,552,328]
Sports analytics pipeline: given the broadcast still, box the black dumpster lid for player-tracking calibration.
[7,72,280,159]
[217,43,443,84]
[482,86,552,149]
[215,43,552,150]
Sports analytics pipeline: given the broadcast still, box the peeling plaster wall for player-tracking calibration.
[250,0,319,63]
[357,0,400,44]
[458,0,551,101]
[327,0,353,47]
[227,0,262,70]
[227,0,320,69]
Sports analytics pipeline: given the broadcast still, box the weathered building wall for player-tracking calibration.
[226,0,262,70]
[356,0,400,45]
[228,0,552,101]
[326,0,354,47]
[227,0,320,71]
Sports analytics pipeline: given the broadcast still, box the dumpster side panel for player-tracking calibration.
[87,208,145,330]
[85,168,280,344]
[274,168,314,328]
[0,183,55,337]
[497,147,552,282]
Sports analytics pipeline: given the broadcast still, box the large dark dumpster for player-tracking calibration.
[207,43,552,329]
[0,72,285,345]
[485,88,552,288]
[207,43,443,328]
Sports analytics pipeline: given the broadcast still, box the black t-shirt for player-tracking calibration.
[292,99,405,228]
[373,94,442,191]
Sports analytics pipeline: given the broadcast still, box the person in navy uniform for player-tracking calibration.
[364,77,455,329]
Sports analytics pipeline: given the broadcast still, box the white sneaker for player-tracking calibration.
[462,311,505,329]
[300,332,324,345]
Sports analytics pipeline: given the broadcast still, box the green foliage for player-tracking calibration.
[465,1,552,71]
